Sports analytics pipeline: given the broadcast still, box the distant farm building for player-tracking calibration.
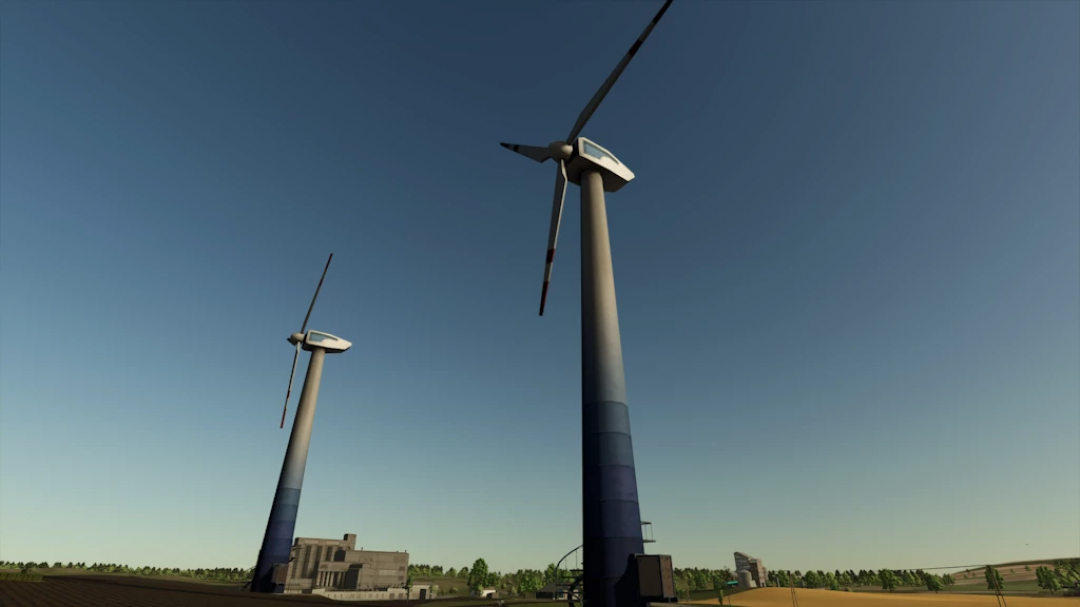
[734,552,767,588]
[536,583,570,600]
[282,533,424,600]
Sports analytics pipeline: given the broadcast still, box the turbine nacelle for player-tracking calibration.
[564,138,635,193]
[287,330,353,353]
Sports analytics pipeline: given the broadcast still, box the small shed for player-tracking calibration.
[535,583,569,600]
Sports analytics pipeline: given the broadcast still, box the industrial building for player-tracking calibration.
[733,552,767,589]
[282,533,420,599]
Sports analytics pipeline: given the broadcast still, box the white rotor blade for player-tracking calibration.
[539,159,568,316]
[501,142,553,163]
[300,253,333,334]
[566,0,674,143]
[280,342,301,429]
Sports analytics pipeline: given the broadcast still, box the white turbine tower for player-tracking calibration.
[251,253,353,593]
[499,3,676,607]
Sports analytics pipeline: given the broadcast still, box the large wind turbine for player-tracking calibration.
[251,254,353,593]
[499,2,675,607]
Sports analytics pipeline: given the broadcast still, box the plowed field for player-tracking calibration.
[0,575,431,607]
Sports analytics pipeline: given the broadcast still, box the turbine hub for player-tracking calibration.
[548,141,573,161]
[288,332,305,345]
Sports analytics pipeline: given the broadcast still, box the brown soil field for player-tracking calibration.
[0,575,424,607]
[0,575,551,607]
[692,588,1080,607]
[951,563,1058,586]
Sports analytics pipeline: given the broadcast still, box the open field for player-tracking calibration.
[0,575,555,607]
[946,579,1042,593]
[691,587,1080,607]
[950,563,1062,587]
[0,567,245,586]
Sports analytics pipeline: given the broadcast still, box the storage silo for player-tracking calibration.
[737,569,756,588]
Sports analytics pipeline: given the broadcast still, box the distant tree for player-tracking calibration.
[1037,567,1061,595]
[827,573,840,591]
[467,559,489,595]
[1054,559,1080,587]
[985,566,1004,591]
[942,574,955,589]
[879,570,898,592]
[447,567,457,578]
[519,570,542,594]
[803,571,821,588]
[406,574,414,604]
[925,575,943,594]
[459,566,469,579]
[839,572,853,586]
[1025,565,1031,572]
[675,578,690,601]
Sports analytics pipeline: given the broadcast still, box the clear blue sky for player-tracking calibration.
[1,0,1077,575]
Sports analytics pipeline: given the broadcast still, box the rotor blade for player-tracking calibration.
[566,0,674,143]
[280,342,301,429]
[300,253,333,334]
[539,159,568,316]
[500,142,552,163]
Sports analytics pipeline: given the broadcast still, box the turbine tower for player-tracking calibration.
[499,3,675,607]
[251,254,352,593]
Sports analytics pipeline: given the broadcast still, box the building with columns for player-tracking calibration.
[283,533,411,596]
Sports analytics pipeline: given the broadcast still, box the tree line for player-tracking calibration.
[411,559,1079,598]
[408,559,577,596]
[8,557,1076,596]
[0,561,253,583]
[1034,560,1080,595]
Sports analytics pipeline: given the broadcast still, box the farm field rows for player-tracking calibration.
[0,575,408,607]
[0,575,554,607]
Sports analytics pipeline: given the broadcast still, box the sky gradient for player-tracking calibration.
[1,0,1078,574]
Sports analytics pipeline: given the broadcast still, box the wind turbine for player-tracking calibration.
[499,2,675,607]
[251,253,353,593]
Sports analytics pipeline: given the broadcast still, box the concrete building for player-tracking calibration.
[734,552,767,588]
[283,533,410,597]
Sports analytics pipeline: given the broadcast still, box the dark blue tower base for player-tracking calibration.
[583,399,645,607]
[251,486,301,593]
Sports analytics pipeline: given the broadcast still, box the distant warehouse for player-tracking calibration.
[283,533,433,601]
